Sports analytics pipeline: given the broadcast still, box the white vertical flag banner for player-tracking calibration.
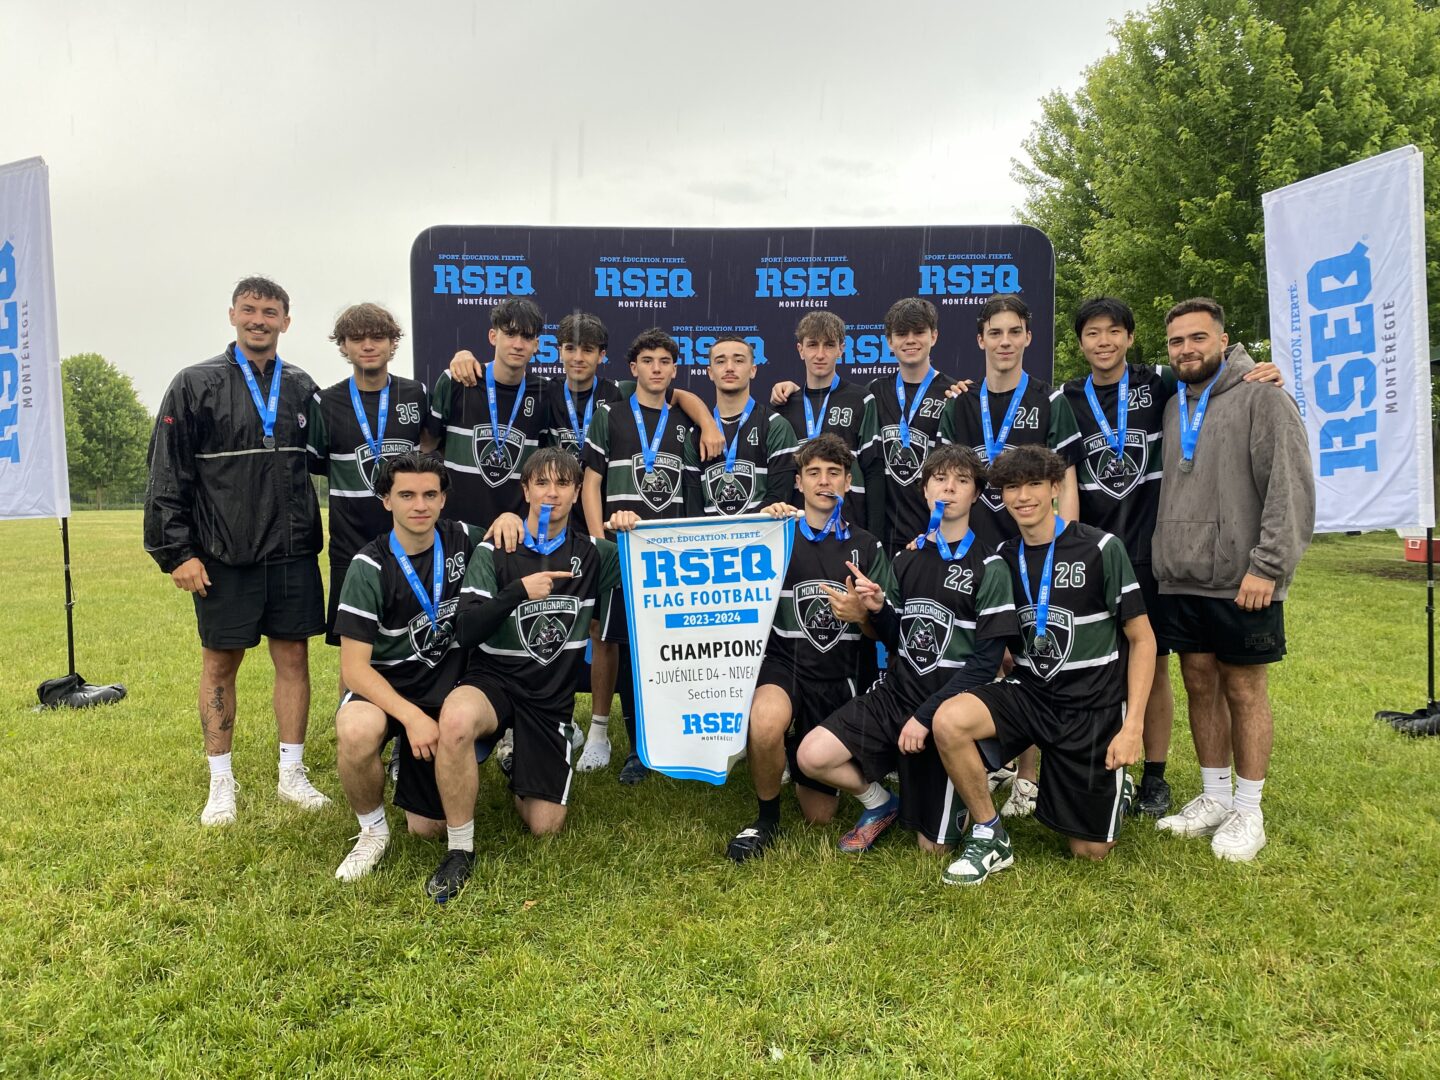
[0,157,69,520]
[1263,145,1433,533]
[618,514,793,784]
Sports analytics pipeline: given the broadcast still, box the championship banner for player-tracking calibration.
[0,156,69,520]
[1263,145,1434,532]
[410,224,1056,394]
[618,514,794,784]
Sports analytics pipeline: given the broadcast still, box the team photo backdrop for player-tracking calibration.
[409,225,1056,393]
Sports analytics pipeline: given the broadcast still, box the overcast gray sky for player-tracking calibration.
[3,0,1137,408]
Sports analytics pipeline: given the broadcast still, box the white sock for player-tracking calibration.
[447,820,475,853]
[857,782,890,810]
[207,752,233,780]
[1233,774,1265,817]
[356,804,389,836]
[1200,766,1233,807]
[585,715,610,748]
[279,742,304,769]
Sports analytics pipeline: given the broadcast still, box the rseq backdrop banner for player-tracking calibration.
[0,156,69,520]
[617,515,793,785]
[409,225,1055,394]
[1263,145,1434,532]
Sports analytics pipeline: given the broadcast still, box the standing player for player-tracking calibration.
[579,329,702,782]
[145,276,331,826]
[796,446,1015,853]
[931,445,1156,886]
[308,303,439,689]
[870,298,956,553]
[728,434,897,861]
[542,311,625,471]
[1152,299,1313,862]
[331,452,492,881]
[692,335,798,517]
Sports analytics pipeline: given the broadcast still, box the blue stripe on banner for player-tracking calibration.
[663,609,758,629]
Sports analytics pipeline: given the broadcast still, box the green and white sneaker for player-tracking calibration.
[942,821,1015,886]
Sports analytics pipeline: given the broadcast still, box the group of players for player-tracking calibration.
[144,275,1313,899]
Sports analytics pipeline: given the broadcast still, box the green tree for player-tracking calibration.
[1015,0,1440,381]
[61,353,151,507]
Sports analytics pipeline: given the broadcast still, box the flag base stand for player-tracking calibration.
[1375,526,1439,737]
[36,518,125,710]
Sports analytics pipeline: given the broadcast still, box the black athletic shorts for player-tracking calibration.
[324,556,352,647]
[1133,562,1172,657]
[1154,592,1286,665]
[968,678,1129,844]
[599,588,628,644]
[338,691,446,822]
[193,554,325,650]
[819,679,966,846]
[755,658,857,797]
[466,672,576,806]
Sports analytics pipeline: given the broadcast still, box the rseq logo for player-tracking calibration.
[0,241,21,464]
[674,334,769,366]
[754,266,856,298]
[431,264,535,296]
[681,711,744,735]
[594,266,695,298]
[917,263,1021,296]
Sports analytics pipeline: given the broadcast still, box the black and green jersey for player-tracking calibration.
[774,381,884,536]
[691,404,798,518]
[884,538,1017,713]
[1061,364,1176,568]
[766,523,897,683]
[460,530,621,706]
[582,397,697,522]
[997,520,1145,709]
[869,371,956,552]
[939,377,1083,551]
[542,377,626,458]
[429,369,550,530]
[334,519,482,710]
[307,375,438,563]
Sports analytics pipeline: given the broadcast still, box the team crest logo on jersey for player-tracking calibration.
[968,444,1009,511]
[899,598,954,675]
[632,452,683,513]
[704,461,756,516]
[1083,430,1148,499]
[882,425,931,487]
[794,580,848,652]
[355,438,418,493]
[518,595,581,666]
[1018,606,1073,681]
[408,598,460,668]
[472,424,528,488]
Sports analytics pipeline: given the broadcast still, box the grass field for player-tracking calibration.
[1,513,1437,1078]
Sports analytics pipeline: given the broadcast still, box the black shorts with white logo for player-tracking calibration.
[756,658,856,798]
[1154,592,1286,665]
[465,669,577,806]
[193,554,325,650]
[338,691,446,822]
[968,678,1128,844]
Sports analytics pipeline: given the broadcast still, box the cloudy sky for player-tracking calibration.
[4,0,1138,408]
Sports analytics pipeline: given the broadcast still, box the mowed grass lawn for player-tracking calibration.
[0,512,1437,1078]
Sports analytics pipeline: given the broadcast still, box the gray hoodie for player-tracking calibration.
[1153,344,1315,601]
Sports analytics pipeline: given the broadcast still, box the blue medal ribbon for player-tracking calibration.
[895,369,938,450]
[349,375,390,463]
[484,362,527,464]
[914,502,976,560]
[389,528,445,629]
[630,393,670,474]
[980,372,1030,463]
[797,501,849,543]
[235,345,283,448]
[1178,362,1226,467]
[1018,516,1067,639]
[564,382,595,450]
[714,398,757,474]
[1083,369,1127,465]
[523,504,567,555]
[802,375,840,440]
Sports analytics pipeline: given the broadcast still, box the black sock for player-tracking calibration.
[1143,760,1167,782]
[757,796,781,827]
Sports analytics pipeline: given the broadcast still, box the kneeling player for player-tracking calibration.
[728,434,896,862]
[333,452,496,883]
[932,445,1155,885]
[796,446,1015,853]
[425,448,620,900]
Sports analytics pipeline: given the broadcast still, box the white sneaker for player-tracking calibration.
[988,762,1018,793]
[1000,777,1038,818]
[495,729,515,776]
[576,737,611,773]
[335,826,390,881]
[1211,809,1267,861]
[569,723,585,754]
[277,764,331,810]
[1156,793,1231,838]
[200,774,239,826]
